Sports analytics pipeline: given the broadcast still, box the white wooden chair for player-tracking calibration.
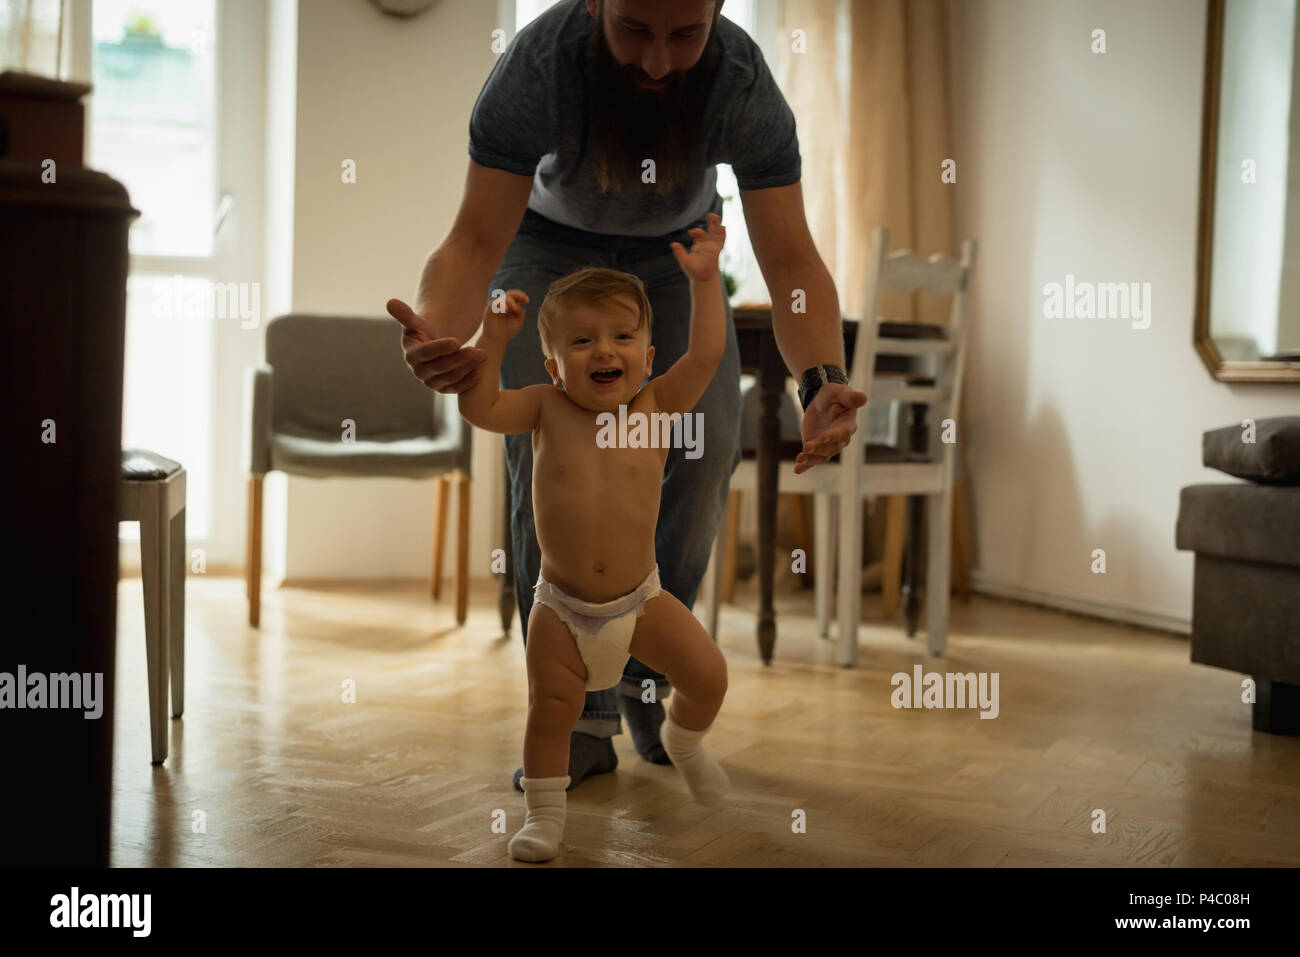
[705,226,977,661]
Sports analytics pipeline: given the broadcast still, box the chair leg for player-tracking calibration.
[926,486,954,657]
[903,495,924,637]
[455,472,470,626]
[707,508,725,641]
[721,490,740,603]
[246,474,262,627]
[835,491,864,667]
[951,480,972,600]
[170,504,185,719]
[789,494,812,590]
[814,492,836,638]
[140,486,170,765]
[431,475,449,599]
[881,494,906,618]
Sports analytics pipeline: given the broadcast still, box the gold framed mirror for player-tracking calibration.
[1196,0,1300,382]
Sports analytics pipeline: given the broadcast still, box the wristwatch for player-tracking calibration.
[797,364,849,411]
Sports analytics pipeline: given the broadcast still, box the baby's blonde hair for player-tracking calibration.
[536,266,653,359]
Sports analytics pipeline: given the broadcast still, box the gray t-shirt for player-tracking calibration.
[467,0,801,237]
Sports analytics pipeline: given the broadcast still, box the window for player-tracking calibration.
[91,0,217,257]
[88,0,219,544]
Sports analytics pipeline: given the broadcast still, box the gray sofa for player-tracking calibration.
[1175,417,1300,734]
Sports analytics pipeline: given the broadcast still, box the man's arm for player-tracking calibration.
[415,160,534,343]
[741,181,867,473]
[390,160,534,393]
[740,181,845,374]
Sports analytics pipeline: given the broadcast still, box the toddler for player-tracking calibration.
[458,213,732,862]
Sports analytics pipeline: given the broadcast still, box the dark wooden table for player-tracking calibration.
[733,303,938,664]
[733,304,814,664]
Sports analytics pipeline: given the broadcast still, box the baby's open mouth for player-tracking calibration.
[590,368,623,384]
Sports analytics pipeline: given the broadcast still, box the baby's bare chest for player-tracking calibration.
[535,423,666,487]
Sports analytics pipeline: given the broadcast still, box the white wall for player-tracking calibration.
[272,0,504,583]
[948,0,1300,632]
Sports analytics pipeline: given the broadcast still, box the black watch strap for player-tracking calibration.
[798,364,849,411]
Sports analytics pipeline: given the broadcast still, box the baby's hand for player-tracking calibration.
[670,212,726,283]
[481,289,529,344]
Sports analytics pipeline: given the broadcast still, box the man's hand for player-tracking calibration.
[387,297,487,394]
[794,383,869,474]
[669,212,726,282]
[481,289,529,344]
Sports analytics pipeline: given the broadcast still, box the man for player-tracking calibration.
[387,0,866,791]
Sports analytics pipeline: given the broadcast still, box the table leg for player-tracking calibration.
[756,338,783,664]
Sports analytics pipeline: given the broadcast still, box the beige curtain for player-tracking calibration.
[0,0,66,78]
[777,0,955,327]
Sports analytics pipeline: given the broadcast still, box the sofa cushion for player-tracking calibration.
[1176,483,1300,567]
[1203,416,1300,485]
[270,433,463,479]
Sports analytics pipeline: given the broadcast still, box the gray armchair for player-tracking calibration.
[1175,416,1300,734]
[244,314,473,626]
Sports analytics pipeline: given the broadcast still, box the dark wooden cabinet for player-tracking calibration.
[1,71,137,867]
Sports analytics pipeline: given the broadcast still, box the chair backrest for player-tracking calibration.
[264,314,441,439]
[842,228,978,490]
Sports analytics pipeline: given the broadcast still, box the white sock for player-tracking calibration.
[508,775,569,862]
[659,711,730,806]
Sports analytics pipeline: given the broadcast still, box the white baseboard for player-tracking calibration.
[969,571,1191,636]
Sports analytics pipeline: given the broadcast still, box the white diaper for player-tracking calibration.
[533,565,662,690]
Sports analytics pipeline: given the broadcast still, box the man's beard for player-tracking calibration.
[585,11,720,195]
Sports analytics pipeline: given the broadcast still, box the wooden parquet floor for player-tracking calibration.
[109,575,1300,867]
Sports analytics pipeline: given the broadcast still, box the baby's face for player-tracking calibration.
[544,297,654,412]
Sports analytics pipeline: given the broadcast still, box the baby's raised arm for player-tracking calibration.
[646,212,727,417]
[457,289,549,434]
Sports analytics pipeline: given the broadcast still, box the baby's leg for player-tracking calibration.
[509,603,587,862]
[628,593,730,805]
[521,603,588,776]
